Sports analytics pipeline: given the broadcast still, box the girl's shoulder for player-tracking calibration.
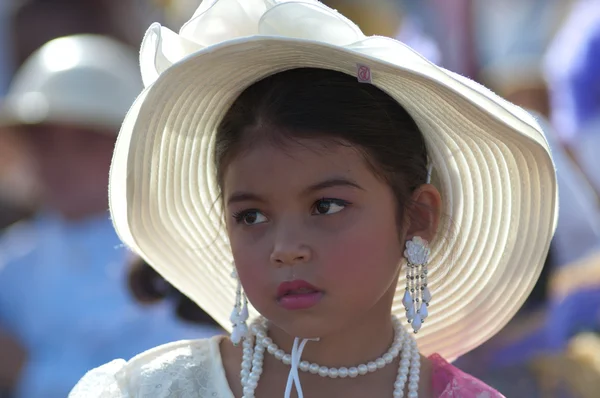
[429,354,505,398]
[69,335,233,398]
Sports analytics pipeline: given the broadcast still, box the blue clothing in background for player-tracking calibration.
[0,214,221,398]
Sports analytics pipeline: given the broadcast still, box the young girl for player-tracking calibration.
[70,1,558,397]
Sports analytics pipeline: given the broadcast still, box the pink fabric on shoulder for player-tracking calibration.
[429,354,505,398]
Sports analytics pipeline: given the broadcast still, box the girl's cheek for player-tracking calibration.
[322,226,398,279]
[233,248,271,293]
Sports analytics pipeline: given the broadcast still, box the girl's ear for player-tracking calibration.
[405,184,442,243]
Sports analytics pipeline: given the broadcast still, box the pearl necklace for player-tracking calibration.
[239,316,421,398]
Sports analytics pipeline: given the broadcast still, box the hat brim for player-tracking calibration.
[109,36,558,361]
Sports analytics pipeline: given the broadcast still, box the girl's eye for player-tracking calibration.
[233,210,268,225]
[313,198,349,215]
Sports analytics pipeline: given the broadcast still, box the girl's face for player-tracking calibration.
[223,137,408,338]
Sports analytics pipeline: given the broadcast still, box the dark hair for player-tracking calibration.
[215,68,429,228]
[127,257,221,326]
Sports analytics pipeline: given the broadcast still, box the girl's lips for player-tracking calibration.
[276,279,321,299]
[276,280,323,310]
[278,291,323,310]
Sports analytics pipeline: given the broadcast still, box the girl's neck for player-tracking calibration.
[265,308,396,368]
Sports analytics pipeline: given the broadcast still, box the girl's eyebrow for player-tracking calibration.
[226,192,266,206]
[226,177,364,206]
[302,177,364,195]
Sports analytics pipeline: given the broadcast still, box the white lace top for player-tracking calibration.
[69,336,231,398]
[69,336,505,397]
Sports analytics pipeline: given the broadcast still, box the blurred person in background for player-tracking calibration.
[0,0,160,232]
[0,35,221,398]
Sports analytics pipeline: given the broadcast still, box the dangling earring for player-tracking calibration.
[402,236,432,333]
[230,268,249,345]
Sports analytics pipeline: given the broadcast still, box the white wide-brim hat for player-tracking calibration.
[109,0,558,361]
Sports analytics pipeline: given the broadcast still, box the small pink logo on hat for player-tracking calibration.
[357,64,371,83]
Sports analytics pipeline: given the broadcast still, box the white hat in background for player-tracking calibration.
[0,34,142,132]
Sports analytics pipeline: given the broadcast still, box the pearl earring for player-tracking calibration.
[230,268,249,345]
[402,236,432,333]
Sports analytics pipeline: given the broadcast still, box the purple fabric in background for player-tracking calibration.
[544,0,600,143]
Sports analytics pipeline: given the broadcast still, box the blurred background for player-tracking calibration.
[0,0,599,397]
